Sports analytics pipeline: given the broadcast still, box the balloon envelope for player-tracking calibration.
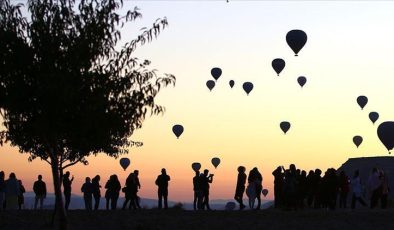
[225,202,236,211]
[211,67,222,81]
[229,80,235,88]
[262,189,268,197]
[242,82,254,95]
[211,157,221,168]
[119,158,130,171]
[206,80,215,91]
[369,112,379,124]
[297,76,307,88]
[272,59,285,76]
[172,124,184,139]
[286,30,307,56]
[377,121,394,152]
[353,135,363,148]
[191,162,201,172]
[280,121,291,134]
[357,96,368,110]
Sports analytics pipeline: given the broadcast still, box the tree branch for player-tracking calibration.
[61,156,84,170]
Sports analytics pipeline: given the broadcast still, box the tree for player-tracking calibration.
[0,0,175,228]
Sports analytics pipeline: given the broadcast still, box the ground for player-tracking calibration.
[0,208,393,230]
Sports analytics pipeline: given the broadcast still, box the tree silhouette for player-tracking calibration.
[0,0,175,228]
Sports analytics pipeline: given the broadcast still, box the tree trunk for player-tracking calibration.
[50,156,68,230]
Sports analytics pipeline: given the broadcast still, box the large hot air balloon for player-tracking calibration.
[272,59,285,76]
[280,121,291,134]
[369,112,379,124]
[297,76,307,88]
[242,82,254,95]
[206,80,215,91]
[262,189,268,197]
[172,124,184,139]
[229,80,235,88]
[191,162,201,172]
[211,67,222,81]
[119,158,130,171]
[286,30,307,56]
[211,157,221,169]
[377,122,394,154]
[357,96,368,110]
[353,135,363,148]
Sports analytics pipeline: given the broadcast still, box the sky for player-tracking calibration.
[1,0,394,202]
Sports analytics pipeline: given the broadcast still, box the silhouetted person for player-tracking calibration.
[297,170,307,209]
[18,180,25,210]
[63,171,74,211]
[155,168,171,209]
[338,171,350,208]
[367,167,382,209]
[91,175,101,210]
[201,169,214,210]
[313,169,322,208]
[351,170,366,209]
[33,175,47,210]
[105,174,121,210]
[325,168,338,210]
[122,173,137,210]
[272,166,284,208]
[234,166,246,210]
[306,170,315,207]
[5,173,19,210]
[81,177,93,211]
[133,170,141,209]
[380,171,389,209]
[0,171,5,211]
[193,170,202,210]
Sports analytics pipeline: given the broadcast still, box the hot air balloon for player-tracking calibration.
[377,121,394,154]
[119,158,130,171]
[357,96,368,110]
[286,30,307,56]
[369,112,379,124]
[172,124,184,139]
[211,157,221,168]
[280,121,291,134]
[297,76,307,88]
[211,67,222,81]
[353,135,363,148]
[242,82,253,95]
[225,202,236,211]
[229,80,235,88]
[191,162,201,172]
[272,59,285,76]
[206,80,215,91]
[262,189,268,197]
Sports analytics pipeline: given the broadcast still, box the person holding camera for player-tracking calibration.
[201,169,214,210]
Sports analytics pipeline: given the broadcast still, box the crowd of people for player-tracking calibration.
[0,165,391,211]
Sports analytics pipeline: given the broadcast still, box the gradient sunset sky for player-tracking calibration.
[1,1,394,202]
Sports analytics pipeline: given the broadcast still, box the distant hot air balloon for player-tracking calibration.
[206,80,215,91]
[172,124,184,139]
[353,135,363,148]
[297,76,307,88]
[357,96,368,110]
[225,202,236,211]
[369,112,379,124]
[280,121,291,134]
[119,158,130,171]
[191,162,201,172]
[272,58,285,76]
[242,82,254,95]
[262,189,268,197]
[377,121,394,154]
[286,30,307,56]
[211,67,222,81]
[229,80,235,88]
[211,157,221,169]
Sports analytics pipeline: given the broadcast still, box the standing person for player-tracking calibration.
[33,175,47,210]
[200,169,214,210]
[272,166,284,208]
[81,177,93,211]
[380,171,389,209]
[367,168,382,209]
[251,167,263,210]
[63,171,74,211]
[4,173,19,210]
[122,173,136,210]
[338,171,350,208]
[0,171,5,211]
[105,174,121,210]
[18,180,25,210]
[133,170,141,209]
[91,175,101,210]
[155,168,171,209]
[234,166,247,210]
[193,170,202,210]
[306,170,315,208]
[351,170,367,209]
